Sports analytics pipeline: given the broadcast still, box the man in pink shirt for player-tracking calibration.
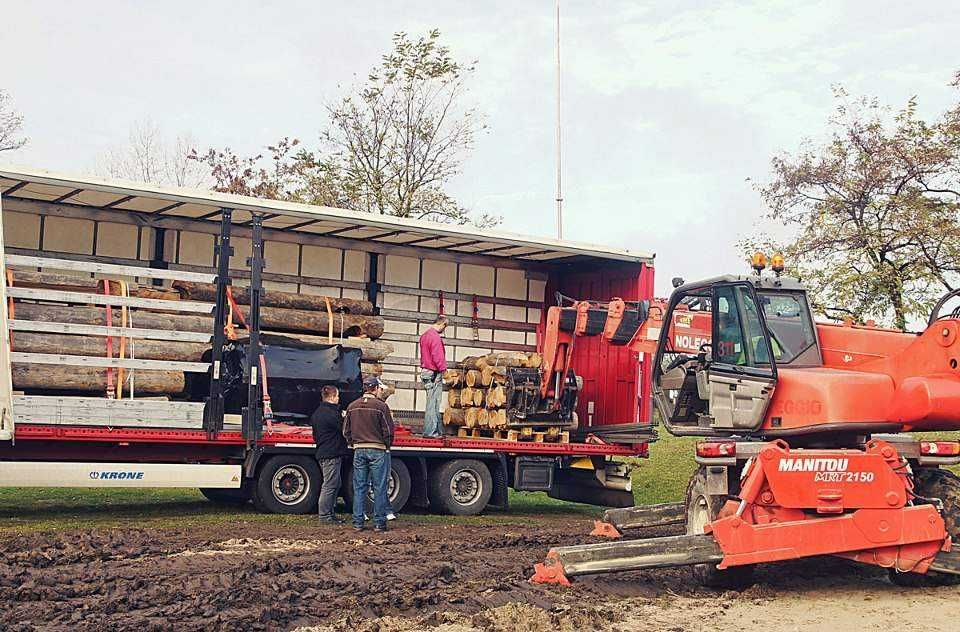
[419,315,448,438]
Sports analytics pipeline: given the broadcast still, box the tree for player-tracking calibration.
[98,118,207,187]
[0,89,26,152]
[746,85,960,329]
[192,30,497,227]
[324,29,495,226]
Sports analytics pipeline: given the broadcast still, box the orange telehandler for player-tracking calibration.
[532,255,960,587]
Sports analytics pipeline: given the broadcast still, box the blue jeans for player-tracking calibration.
[421,369,444,437]
[352,448,390,527]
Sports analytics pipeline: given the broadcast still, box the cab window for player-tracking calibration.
[758,291,816,364]
[738,286,773,364]
[714,286,745,365]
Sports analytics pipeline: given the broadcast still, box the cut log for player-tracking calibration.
[173,281,374,314]
[9,269,180,301]
[443,369,463,387]
[361,362,383,377]
[459,356,484,370]
[464,369,481,388]
[477,408,490,428]
[482,365,508,387]
[8,332,207,362]
[443,407,466,427]
[490,409,507,428]
[486,385,506,409]
[12,301,385,339]
[447,389,462,408]
[478,351,542,369]
[13,303,213,333]
[260,332,394,361]
[460,387,475,407]
[12,364,185,395]
[471,388,484,407]
[464,407,481,428]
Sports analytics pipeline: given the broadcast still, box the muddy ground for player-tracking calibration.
[1,515,958,631]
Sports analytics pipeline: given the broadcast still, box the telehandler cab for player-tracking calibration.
[533,254,960,587]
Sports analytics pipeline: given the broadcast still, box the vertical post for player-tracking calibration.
[366,252,380,315]
[555,0,563,240]
[203,209,233,438]
[242,214,265,447]
[0,192,14,441]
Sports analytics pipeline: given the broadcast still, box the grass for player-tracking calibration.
[0,436,697,535]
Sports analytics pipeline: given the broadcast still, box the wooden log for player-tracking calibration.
[471,388,484,407]
[9,269,180,301]
[13,302,213,333]
[173,281,374,314]
[459,356,483,370]
[464,369,481,387]
[477,408,490,428]
[443,407,466,427]
[464,407,481,428]
[447,389,462,407]
[8,332,208,362]
[11,364,185,395]
[480,364,508,386]
[460,387,475,407]
[13,301,385,339]
[259,332,394,361]
[443,369,463,387]
[361,362,383,377]
[477,351,530,369]
[490,408,507,428]
[526,352,543,369]
[486,385,506,409]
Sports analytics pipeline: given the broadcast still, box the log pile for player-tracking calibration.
[441,351,542,430]
[8,270,393,397]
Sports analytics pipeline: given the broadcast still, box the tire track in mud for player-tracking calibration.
[0,521,696,631]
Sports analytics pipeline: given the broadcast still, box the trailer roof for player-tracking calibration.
[0,166,652,266]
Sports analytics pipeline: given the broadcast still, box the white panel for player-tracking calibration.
[2,211,41,249]
[96,222,140,259]
[301,285,343,297]
[301,245,342,279]
[495,304,526,322]
[43,216,94,254]
[0,462,242,488]
[229,236,252,270]
[528,307,542,324]
[529,278,547,302]
[343,249,367,282]
[265,240,299,275]
[526,332,538,346]
[456,299,493,319]
[455,346,492,360]
[391,389,415,411]
[494,330,527,344]
[178,231,215,266]
[382,291,419,311]
[458,263,494,295]
[342,288,366,300]
[421,259,457,292]
[384,320,418,335]
[384,255,419,286]
[496,268,526,300]
[263,280,298,292]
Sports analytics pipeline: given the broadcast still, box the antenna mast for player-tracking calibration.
[555,0,563,239]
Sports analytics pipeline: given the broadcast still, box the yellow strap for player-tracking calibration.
[324,296,334,343]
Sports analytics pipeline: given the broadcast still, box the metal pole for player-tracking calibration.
[555,0,563,240]
[242,214,265,448]
[202,209,232,438]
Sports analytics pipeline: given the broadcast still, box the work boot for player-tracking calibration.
[352,523,366,531]
[374,523,388,533]
[319,516,345,525]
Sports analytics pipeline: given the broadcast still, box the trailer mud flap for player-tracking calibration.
[547,467,634,508]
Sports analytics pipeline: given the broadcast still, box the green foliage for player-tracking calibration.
[746,82,960,329]
[193,31,498,228]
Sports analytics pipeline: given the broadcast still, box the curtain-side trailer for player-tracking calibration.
[0,167,655,516]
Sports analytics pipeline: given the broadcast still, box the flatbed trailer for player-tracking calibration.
[0,167,655,516]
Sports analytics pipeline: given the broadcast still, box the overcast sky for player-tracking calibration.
[2,1,958,293]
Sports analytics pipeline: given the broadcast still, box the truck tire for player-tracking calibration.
[889,467,960,587]
[199,485,250,505]
[252,455,321,514]
[686,466,755,589]
[428,459,493,516]
[340,456,413,515]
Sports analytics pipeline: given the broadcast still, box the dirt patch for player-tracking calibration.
[1,518,958,631]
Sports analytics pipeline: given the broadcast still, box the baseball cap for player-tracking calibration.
[363,376,385,391]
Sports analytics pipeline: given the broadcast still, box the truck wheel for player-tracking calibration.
[686,466,755,589]
[199,485,250,505]
[429,459,493,516]
[889,467,960,587]
[340,457,413,515]
[252,455,321,514]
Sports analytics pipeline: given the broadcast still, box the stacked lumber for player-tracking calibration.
[8,270,392,397]
[441,352,541,430]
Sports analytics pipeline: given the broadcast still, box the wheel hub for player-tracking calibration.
[272,465,309,505]
[450,469,481,505]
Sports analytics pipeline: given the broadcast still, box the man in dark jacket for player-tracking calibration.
[310,384,349,524]
[343,376,395,531]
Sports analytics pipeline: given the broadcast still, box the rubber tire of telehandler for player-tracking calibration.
[686,466,756,589]
[888,467,960,587]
